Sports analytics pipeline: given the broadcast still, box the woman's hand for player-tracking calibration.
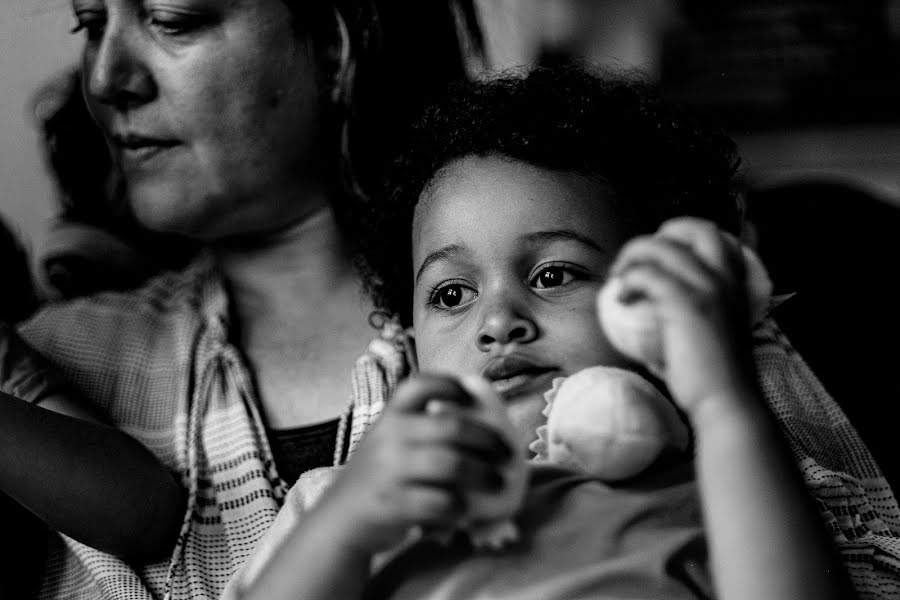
[607,217,758,419]
[316,374,514,556]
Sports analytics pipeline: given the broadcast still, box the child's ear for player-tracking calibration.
[370,310,419,374]
[405,333,419,374]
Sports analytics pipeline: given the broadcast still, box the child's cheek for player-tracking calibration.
[413,316,477,376]
[414,328,461,375]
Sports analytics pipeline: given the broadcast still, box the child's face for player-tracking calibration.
[412,156,636,441]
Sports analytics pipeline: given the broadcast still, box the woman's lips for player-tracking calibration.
[113,134,181,168]
[482,355,559,399]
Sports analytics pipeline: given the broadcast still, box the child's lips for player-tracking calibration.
[482,356,559,399]
[489,370,558,398]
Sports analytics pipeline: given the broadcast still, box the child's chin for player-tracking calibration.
[505,393,553,453]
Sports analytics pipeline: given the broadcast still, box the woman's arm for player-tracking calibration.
[0,391,185,563]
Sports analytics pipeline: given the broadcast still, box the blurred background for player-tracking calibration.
[3,0,898,260]
[4,0,897,480]
[477,0,900,203]
[477,1,900,479]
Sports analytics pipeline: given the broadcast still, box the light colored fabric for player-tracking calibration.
[224,318,900,600]
[753,319,900,598]
[225,461,708,600]
[368,462,708,600]
[17,251,900,599]
[0,321,69,404]
[221,466,343,600]
[18,254,406,600]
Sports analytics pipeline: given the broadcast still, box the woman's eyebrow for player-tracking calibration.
[415,243,465,284]
[522,229,606,254]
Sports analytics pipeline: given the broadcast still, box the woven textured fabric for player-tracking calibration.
[18,255,404,600]
[0,321,71,404]
[16,254,900,599]
[753,320,900,598]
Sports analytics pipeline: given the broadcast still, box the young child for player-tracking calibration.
[226,66,851,600]
[0,215,185,564]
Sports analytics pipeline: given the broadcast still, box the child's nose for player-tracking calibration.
[476,303,538,350]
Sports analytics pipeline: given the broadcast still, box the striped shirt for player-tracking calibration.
[18,254,407,600]
[16,253,900,599]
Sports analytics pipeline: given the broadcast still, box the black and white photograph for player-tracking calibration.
[1,2,899,598]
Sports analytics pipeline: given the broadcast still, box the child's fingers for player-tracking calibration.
[390,374,473,414]
[611,236,725,295]
[616,260,710,318]
[656,217,744,278]
[393,485,466,527]
[402,412,513,463]
[403,444,506,493]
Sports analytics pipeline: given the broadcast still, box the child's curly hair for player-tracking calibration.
[358,64,743,326]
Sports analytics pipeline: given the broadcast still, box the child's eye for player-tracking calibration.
[428,282,477,311]
[530,265,578,289]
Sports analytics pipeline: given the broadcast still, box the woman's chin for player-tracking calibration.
[127,188,218,240]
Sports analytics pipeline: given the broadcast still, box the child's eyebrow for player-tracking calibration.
[522,229,607,254]
[415,243,465,284]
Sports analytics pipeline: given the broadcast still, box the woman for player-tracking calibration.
[20,2,481,598]
[32,67,196,298]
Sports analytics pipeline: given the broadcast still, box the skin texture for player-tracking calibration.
[5,0,369,567]
[72,0,377,430]
[228,163,850,600]
[412,156,636,444]
[74,0,326,239]
[610,218,851,600]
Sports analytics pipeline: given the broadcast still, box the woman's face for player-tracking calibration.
[73,0,326,239]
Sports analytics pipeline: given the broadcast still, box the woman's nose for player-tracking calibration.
[476,299,538,351]
[86,27,155,110]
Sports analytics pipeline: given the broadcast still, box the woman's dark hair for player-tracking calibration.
[34,70,114,232]
[285,1,484,242]
[359,64,743,325]
[0,217,37,322]
[32,70,196,296]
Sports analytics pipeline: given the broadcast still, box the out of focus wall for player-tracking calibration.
[475,0,900,206]
[477,0,673,76]
[2,0,899,263]
[0,2,78,259]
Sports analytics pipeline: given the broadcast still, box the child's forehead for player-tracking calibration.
[412,155,627,251]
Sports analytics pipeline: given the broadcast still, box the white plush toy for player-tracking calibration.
[530,366,689,481]
[531,232,773,482]
[597,232,773,378]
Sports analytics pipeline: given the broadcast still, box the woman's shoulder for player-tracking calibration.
[17,257,221,412]
[24,258,213,342]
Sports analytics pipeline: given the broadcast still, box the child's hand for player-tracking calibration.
[317,374,515,556]
[606,218,758,418]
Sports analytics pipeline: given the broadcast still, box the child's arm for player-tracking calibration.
[0,326,185,563]
[229,375,514,600]
[611,218,852,600]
